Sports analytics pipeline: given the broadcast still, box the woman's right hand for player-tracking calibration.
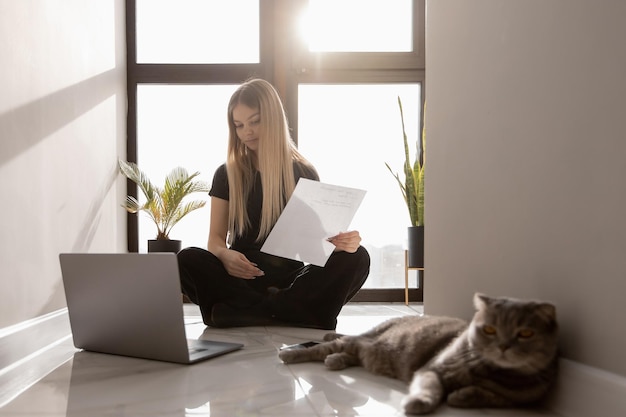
[219,249,265,280]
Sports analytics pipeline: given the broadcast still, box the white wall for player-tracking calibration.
[0,0,127,329]
[425,0,626,377]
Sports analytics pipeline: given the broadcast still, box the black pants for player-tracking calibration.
[177,246,370,328]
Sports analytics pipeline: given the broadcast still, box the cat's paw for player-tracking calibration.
[446,387,475,407]
[447,386,512,408]
[402,394,438,415]
[278,349,301,364]
[324,353,348,370]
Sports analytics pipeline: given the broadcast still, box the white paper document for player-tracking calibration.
[261,179,366,267]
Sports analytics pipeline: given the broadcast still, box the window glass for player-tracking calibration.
[136,0,259,63]
[136,85,237,251]
[298,83,421,288]
[300,0,412,52]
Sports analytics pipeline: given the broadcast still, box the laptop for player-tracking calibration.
[59,253,243,364]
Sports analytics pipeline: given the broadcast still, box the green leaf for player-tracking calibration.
[118,160,210,239]
[384,97,425,226]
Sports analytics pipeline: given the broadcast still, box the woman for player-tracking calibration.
[177,78,370,330]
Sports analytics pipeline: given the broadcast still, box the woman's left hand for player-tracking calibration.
[327,231,361,253]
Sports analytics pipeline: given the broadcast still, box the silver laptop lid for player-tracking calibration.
[59,253,191,363]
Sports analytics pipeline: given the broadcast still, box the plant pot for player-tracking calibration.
[407,226,424,268]
[148,239,181,253]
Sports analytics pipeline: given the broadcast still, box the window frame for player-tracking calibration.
[125,0,425,302]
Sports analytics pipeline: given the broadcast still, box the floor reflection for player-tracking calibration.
[67,351,213,417]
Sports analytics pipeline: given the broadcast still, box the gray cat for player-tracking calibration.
[278,293,558,415]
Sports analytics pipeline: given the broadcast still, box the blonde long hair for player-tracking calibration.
[226,78,311,243]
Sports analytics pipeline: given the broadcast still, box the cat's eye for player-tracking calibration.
[518,329,535,339]
[482,325,497,335]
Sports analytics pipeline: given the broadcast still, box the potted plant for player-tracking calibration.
[118,160,210,253]
[385,97,425,268]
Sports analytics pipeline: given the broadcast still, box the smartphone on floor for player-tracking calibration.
[280,341,320,350]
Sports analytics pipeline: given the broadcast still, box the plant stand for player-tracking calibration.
[404,250,424,305]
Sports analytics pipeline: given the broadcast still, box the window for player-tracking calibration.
[136,0,259,63]
[298,84,421,290]
[300,0,412,52]
[127,0,425,301]
[135,85,236,252]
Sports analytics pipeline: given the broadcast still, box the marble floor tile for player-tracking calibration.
[0,303,560,417]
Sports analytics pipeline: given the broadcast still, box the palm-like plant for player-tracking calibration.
[385,97,425,227]
[118,160,210,240]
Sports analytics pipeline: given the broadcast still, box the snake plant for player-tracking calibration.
[118,160,210,240]
[385,97,425,227]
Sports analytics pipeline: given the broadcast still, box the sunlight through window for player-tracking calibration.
[136,85,236,251]
[298,83,421,288]
[136,0,259,63]
[299,0,412,52]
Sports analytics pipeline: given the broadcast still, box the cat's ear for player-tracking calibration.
[473,292,491,310]
[536,302,557,321]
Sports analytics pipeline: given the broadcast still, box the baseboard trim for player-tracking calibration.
[547,358,626,417]
[0,309,71,371]
[0,309,73,408]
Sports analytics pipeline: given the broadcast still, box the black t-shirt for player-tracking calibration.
[209,161,319,256]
